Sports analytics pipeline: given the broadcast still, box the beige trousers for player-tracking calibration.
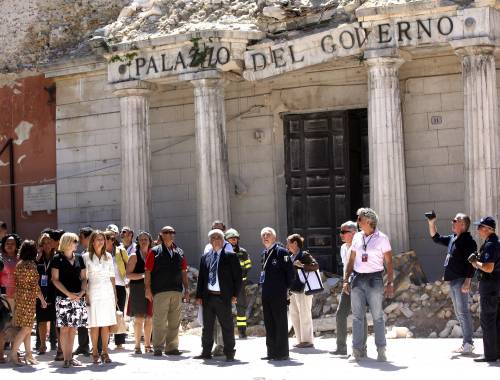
[152,291,182,351]
[289,292,314,344]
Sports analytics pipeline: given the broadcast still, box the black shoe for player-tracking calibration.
[153,350,163,357]
[272,356,289,361]
[474,356,497,362]
[194,353,212,360]
[330,349,348,355]
[54,351,64,361]
[165,349,182,356]
[226,356,235,362]
[73,347,90,356]
[261,356,273,360]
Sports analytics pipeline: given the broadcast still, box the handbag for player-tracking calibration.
[0,295,12,331]
[298,269,324,295]
[110,307,127,334]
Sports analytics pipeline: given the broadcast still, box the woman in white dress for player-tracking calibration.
[83,230,116,364]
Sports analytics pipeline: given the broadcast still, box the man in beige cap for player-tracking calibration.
[145,226,190,356]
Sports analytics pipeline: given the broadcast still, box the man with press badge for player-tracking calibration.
[259,227,295,361]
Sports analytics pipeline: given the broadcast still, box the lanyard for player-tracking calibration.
[262,247,275,270]
[362,234,375,252]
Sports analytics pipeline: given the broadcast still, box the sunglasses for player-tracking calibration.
[161,231,175,235]
[340,230,353,234]
[106,236,115,241]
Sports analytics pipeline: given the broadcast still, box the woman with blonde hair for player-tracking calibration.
[83,230,116,364]
[10,240,47,366]
[126,231,154,354]
[52,232,87,368]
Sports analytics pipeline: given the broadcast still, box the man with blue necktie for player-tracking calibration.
[195,229,242,362]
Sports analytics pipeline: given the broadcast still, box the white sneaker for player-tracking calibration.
[453,343,474,355]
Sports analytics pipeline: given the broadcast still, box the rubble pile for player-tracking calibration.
[179,251,482,339]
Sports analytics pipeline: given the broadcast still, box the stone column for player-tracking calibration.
[455,45,499,222]
[365,53,409,254]
[181,71,231,246]
[113,80,155,232]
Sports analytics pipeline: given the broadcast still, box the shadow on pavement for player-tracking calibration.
[356,358,408,371]
[290,347,329,355]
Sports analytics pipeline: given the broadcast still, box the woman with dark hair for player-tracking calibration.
[0,233,21,363]
[287,233,319,349]
[126,231,154,354]
[35,233,57,354]
[106,230,128,350]
[84,230,116,364]
[10,240,47,365]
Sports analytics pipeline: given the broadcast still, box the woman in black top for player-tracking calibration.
[126,231,153,354]
[35,233,57,354]
[51,232,87,368]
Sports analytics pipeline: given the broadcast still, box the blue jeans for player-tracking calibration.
[351,273,386,350]
[449,278,473,345]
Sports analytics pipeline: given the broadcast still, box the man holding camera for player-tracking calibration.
[427,212,476,354]
[469,216,500,362]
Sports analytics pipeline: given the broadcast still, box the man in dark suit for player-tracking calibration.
[195,229,242,362]
[260,227,295,361]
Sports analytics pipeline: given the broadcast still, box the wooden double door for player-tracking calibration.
[284,109,369,274]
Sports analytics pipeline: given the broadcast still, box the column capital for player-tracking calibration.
[112,80,156,97]
[178,70,222,84]
[364,48,405,68]
[453,44,495,58]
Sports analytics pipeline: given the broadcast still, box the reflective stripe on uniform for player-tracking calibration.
[236,316,247,327]
[242,277,247,281]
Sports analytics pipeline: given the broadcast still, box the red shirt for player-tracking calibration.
[145,246,187,272]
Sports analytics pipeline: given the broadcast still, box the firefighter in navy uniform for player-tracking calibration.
[260,227,295,361]
[225,228,251,339]
[469,216,500,362]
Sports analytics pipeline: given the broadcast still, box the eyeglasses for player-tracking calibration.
[105,236,115,241]
[340,230,353,235]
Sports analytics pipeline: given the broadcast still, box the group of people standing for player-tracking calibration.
[0,206,498,367]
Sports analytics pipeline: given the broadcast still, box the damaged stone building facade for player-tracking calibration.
[1,0,499,280]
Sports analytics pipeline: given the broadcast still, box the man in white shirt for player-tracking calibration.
[343,208,394,362]
[331,221,367,356]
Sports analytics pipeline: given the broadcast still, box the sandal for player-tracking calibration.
[70,358,82,367]
[134,347,142,354]
[63,360,70,368]
[8,354,24,367]
[144,346,153,353]
[101,352,112,363]
[92,353,100,364]
[25,355,39,365]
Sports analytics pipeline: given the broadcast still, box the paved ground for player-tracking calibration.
[1,335,499,379]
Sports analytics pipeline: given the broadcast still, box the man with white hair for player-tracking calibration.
[260,227,295,361]
[343,208,394,362]
[195,229,242,362]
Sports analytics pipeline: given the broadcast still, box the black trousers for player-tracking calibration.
[114,285,127,345]
[77,326,90,351]
[201,294,235,356]
[236,281,248,329]
[262,297,289,358]
[479,293,500,359]
[35,320,57,349]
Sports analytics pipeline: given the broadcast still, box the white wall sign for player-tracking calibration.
[23,184,56,213]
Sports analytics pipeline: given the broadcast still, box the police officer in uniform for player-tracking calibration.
[469,216,500,362]
[225,228,252,339]
[259,227,295,361]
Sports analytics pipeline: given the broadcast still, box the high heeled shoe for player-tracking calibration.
[101,352,112,363]
[25,355,39,365]
[8,354,24,366]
